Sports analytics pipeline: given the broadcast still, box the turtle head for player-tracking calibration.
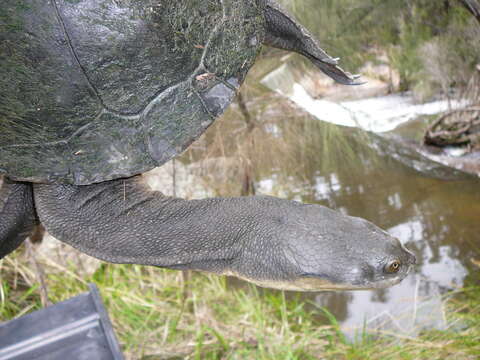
[290,217,416,291]
[232,200,416,291]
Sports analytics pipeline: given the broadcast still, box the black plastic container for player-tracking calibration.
[0,283,124,360]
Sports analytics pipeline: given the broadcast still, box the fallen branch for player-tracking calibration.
[424,106,480,147]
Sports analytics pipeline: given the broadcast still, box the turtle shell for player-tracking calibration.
[0,0,264,185]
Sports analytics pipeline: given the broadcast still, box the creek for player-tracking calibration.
[222,59,480,340]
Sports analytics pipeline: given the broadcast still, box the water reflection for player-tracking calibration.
[200,92,479,337]
[199,86,476,339]
[183,23,479,337]
[252,116,479,337]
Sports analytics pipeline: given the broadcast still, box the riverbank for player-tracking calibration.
[1,248,479,359]
[1,96,480,358]
[261,58,480,178]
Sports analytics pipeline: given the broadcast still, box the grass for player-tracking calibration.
[1,5,480,354]
[1,66,479,360]
[1,60,479,360]
[1,247,479,360]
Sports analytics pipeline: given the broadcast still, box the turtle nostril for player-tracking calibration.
[410,253,417,265]
[400,242,417,265]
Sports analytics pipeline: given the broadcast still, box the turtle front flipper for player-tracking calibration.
[262,0,362,85]
[0,178,36,259]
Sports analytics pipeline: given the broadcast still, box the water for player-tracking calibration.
[262,63,467,133]
[181,1,480,339]
[257,121,479,338]
[215,57,480,339]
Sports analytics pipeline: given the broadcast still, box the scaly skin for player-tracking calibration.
[0,0,359,184]
[262,0,361,85]
[33,177,415,291]
[0,178,36,258]
[0,1,415,291]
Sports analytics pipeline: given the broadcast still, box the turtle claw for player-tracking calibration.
[350,74,366,85]
[321,57,340,65]
[312,59,364,86]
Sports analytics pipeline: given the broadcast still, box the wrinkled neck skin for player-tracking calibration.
[33,178,298,279]
[33,176,416,292]
[1,0,409,291]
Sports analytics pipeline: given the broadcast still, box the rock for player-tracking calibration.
[35,232,102,277]
[142,161,214,199]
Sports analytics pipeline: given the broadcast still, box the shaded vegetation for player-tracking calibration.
[281,0,480,100]
[1,82,479,358]
[1,1,480,359]
[1,249,479,359]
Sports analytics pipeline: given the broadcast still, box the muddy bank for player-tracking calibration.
[261,61,480,177]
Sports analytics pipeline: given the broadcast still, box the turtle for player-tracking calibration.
[0,0,415,292]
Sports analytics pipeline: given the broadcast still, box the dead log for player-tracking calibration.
[424,106,480,149]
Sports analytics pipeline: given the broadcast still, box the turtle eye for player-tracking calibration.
[385,260,401,274]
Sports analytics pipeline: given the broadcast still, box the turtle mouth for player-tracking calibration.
[245,275,409,292]
[291,262,415,292]
[356,265,414,290]
[221,266,414,292]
